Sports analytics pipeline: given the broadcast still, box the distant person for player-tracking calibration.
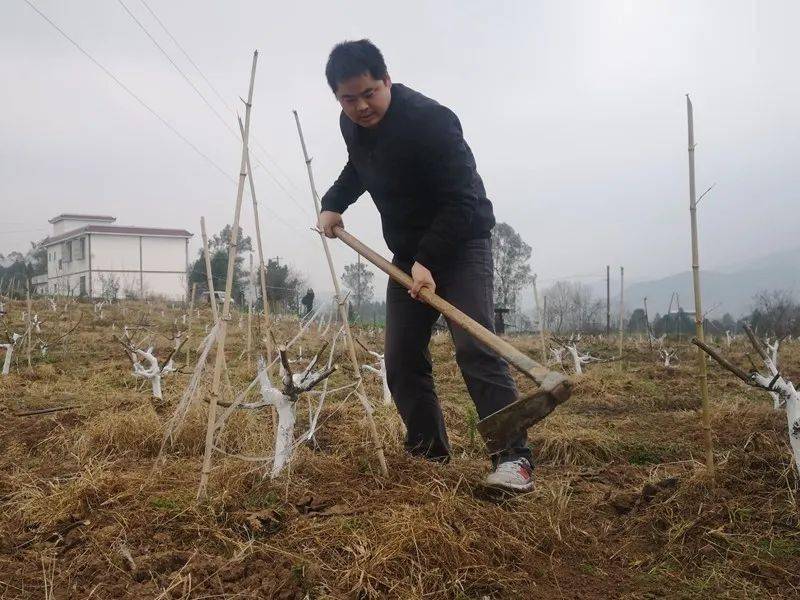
[317,40,532,491]
[301,288,315,316]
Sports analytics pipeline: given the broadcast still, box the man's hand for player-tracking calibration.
[318,211,344,238]
[409,261,435,300]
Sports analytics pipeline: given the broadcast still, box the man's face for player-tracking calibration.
[335,73,392,128]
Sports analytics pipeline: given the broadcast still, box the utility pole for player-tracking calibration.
[606,265,611,335]
[618,266,624,359]
[542,295,548,340]
[687,94,714,475]
[532,274,547,364]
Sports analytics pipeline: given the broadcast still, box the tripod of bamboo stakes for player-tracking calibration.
[292,110,389,477]
[197,51,259,499]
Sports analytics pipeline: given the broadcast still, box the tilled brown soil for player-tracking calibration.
[1,300,798,599]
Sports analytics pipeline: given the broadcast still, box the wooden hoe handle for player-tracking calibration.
[332,226,566,391]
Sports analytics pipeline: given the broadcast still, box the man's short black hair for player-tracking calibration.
[325,39,388,93]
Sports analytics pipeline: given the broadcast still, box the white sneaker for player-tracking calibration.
[485,458,534,492]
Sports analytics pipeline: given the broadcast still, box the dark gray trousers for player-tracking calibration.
[384,238,531,463]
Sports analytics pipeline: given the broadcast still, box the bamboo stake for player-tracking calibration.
[26,288,32,370]
[293,109,388,477]
[246,302,253,369]
[201,218,219,323]
[188,282,197,318]
[187,281,197,362]
[605,265,610,336]
[687,94,714,475]
[198,51,258,499]
[532,274,547,364]
[618,267,624,359]
[238,117,273,364]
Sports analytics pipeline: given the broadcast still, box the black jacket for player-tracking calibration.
[320,83,495,271]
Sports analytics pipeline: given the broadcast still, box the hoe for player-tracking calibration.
[332,226,572,453]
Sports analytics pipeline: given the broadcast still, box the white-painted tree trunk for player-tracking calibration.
[129,346,176,401]
[752,372,800,475]
[567,344,584,375]
[565,343,598,375]
[1,344,12,376]
[550,347,564,368]
[660,349,677,368]
[270,392,297,478]
[765,339,781,409]
[362,360,391,405]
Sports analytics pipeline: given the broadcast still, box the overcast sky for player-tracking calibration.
[1,0,798,300]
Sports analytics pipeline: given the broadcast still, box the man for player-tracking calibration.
[318,39,533,492]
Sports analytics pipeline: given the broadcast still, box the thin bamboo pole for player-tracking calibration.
[532,274,547,363]
[644,296,653,351]
[186,282,197,362]
[687,94,714,475]
[198,51,258,499]
[189,282,197,313]
[200,217,234,392]
[618,267,624,359]
[25,288,32,370]
[292,109,388,477]
[246,298,252,370]
[201,218,219,323]
[238,117,273,364]
[606,265,610,336]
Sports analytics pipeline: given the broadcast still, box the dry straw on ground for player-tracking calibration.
[0,299,798,598]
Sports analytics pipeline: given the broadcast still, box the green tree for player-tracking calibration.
[0,242,47,297]
[188,225,252,301]
[628,308,649,333]
[491,222,532,311]
[341,261,374,314]
[258,259,305,314]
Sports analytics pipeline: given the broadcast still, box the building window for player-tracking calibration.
[74,238,85,261]
[64,241,72,263]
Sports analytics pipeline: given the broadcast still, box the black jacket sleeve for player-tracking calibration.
[413,106,480,271]
[320,159,366,214]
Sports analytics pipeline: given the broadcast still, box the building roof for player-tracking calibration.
[43,224,193,246]
[48,213,116,224]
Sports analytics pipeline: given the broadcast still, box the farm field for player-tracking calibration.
[1,299,798,599]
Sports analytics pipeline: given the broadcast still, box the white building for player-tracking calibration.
[42,214,192,300]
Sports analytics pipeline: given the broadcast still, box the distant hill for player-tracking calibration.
[625,246,800,318]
